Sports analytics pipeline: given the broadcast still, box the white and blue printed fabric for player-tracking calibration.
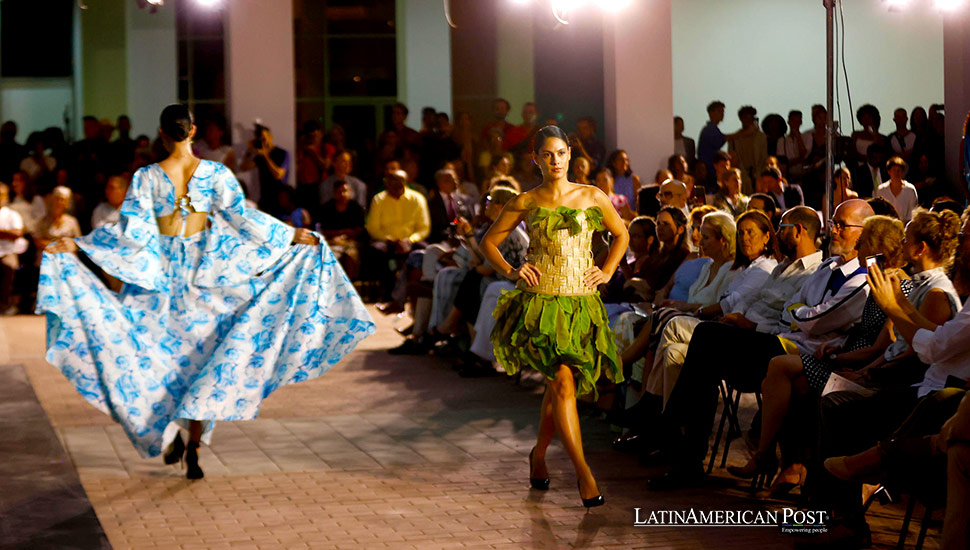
[37,161,375,457]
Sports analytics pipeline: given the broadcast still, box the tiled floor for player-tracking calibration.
[3,312,942,549]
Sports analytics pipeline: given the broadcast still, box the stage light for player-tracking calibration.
[934,0,966,11]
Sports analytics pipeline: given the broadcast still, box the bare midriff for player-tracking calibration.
[156,211,210,237]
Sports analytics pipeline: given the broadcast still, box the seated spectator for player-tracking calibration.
[91,174,129,229]
[9,170,46,234]
[867,196,899,219]
[688,205,718,252]
[477,128,513,185]
[320,150,368,210]
[617,216,660,283]
[510,152,541,192]
[747,192,778,226]
[318,179,366,280]
[624,206,692,301]
[35,186,81,264]
[648,204,876,489]
[273,187,312,228]
[659,179,690,220]
[808,211,968,547]
[428,168,475,244]
[571,156,592,186]
[668,154,696,200]
[0,183,27,314]
[594,168,635,222]
[874,156,919,223]
[712,167,748,218]
[757,166,804,210]
[193,115,236,170]
[607,149,641,209]
[833,166,858,206]
[364,169,431,301]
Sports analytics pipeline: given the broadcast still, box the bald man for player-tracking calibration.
[660,179,690,219]
[648,202,878,489]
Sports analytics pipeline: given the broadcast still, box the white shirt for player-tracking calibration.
[776,133,806,161]
[686,261,736,307]
[719,255,778,315]
[913,298,970,397]
[889,131,916,155]
[874,180,919,222]
[745,251,824,334]
[19,155,56,183]
[0,206,27,256]
[779,256,870,354]
[91,202,121,229]
[9,195,46,234]
[194,142,234,170]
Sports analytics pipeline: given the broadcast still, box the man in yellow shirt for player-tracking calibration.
[365,170,431,301]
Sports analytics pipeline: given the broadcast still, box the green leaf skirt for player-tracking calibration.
[490,290,623,397]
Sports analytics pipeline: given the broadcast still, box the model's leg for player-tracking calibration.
[185,420,204,480]
[531,388,555,480]
[549,365,598,499]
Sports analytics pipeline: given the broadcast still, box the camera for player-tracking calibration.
[253,122,266,150]
[865,254,885,270]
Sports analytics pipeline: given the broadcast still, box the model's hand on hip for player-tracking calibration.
[583,266,609,288]
[292,228,320,245]
[46,237,78,254]
[512,263,541,286]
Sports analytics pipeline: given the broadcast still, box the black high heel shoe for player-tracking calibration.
[529,448,550,490]
[185,441,204,480]
[162,432,185,465]
[578,480,604,508]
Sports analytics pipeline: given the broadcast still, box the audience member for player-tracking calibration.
[575,116,606,168]
[91,175,129,229]
[34,185,81,265]
[713,167,748,218]
[9,171,45,234]
[729,106,768,195]
[194,115,235,171]
[480,98,513,146]
[747,193,778,225]
[874,156,919,223]
[606,150,640,209]
[505,102,539,152]
[273,187,312,228]
[428,168,474,244]
[777,110,808,182]
[365,169,431,300]
[318,179,366,280]
[571,156,592,186]
[889,107,917,164]
[0,183,27,314]
[757,166,804,210]
[0,121,26,182]
[851,104,886,167]
[19,132,56,185]
[240,124,289,211]
[673,116,696,166]
[761,113,787,158]
[320,150,367,209]
[698,101,727,188]
[659,179,689,220]
[594,169,635,221]
[833,166,858,205]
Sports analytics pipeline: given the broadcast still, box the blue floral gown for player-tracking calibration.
[37,161,375,457]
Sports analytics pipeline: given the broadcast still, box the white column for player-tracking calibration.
[603,0,673,173]
[496,3,535,117]
[944,9,970,197]
[226,0,296,185]
[126,1,177,139]
[396,0,452,127]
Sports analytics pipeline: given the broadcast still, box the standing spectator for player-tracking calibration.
[673,116,696,167]
[851,104,886,167]
[888,107,917,164]
[480,98,513,146]
[875,156,919,223]
[319,179,366,281]
[697,101,727,188]
[728,105,768,195]
[19,132,56,185]
[506,102,539,153]
[0,183,27,314]
[418,112,462,187]
[851,143,889,199]
[71,116,110,216]
[757,166,804,210]
[320,151,368,210]
[777,110,808,181]
[194,115,236,170]
[296,120,332,208]
[575,116,606,168]
[239,124,289,212]
[478,129,513,188]
[111,115,136,172]
[452,111,477,181]
[387,102,422,151]
[761,113,787,158]
[833,166,859,206]
[0,121,26,182]
[91,175,129,229]
[606,149,641,209]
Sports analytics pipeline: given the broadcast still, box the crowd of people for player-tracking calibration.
[1,95,969,546]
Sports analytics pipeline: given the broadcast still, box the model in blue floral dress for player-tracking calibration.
[39,154,375,464]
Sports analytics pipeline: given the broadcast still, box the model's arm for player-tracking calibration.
[481,194,534,284]
[585,188,630,288]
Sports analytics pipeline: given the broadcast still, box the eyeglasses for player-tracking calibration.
[778,223,798,230]
[829,220,863,232]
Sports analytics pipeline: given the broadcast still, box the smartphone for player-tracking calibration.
[865,254,885,270]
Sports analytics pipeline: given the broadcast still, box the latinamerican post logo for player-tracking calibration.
[634,508,828,534]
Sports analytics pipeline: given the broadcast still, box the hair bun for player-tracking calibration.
[159,103,194,142]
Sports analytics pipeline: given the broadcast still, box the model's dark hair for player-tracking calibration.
[531,125,570,155]
[160,104,193,142]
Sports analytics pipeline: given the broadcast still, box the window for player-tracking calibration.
[293,0,396,151]
[175,0,226,124]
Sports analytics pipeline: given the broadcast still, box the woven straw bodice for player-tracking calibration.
[519,206,605,296]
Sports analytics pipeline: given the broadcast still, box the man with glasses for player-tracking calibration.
[647,201,875,489]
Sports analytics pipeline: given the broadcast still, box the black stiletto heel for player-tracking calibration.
[529,448,550,490]
[185,441,204,480]
[578,480,604,508]
[163,432,185,466]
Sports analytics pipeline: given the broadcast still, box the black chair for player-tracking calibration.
[708,381,766,487]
